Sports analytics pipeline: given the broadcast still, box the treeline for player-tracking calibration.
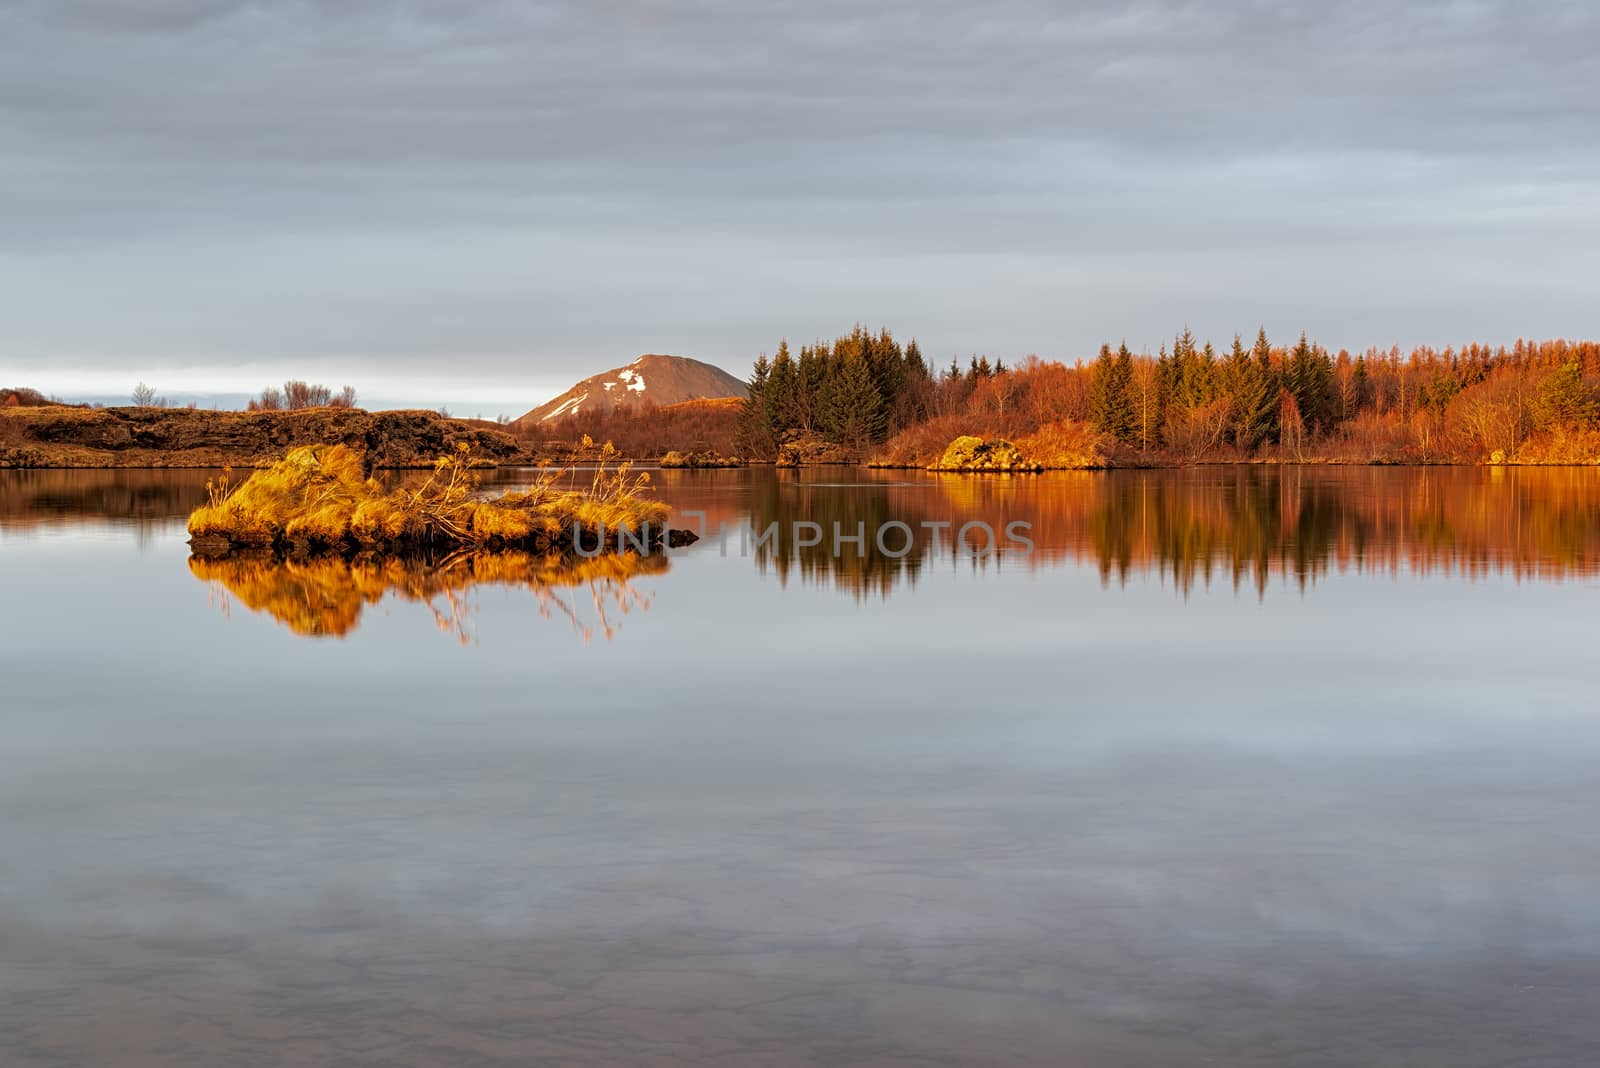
[737,326,938,457]
[246,381,358,411]
[1082,331,1600,461]
[861,332,1600,465]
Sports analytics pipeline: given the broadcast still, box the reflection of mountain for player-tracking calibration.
[744,467,1600,597]
[191,550,666,643]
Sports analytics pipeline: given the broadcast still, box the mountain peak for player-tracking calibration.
[516,355,747,425]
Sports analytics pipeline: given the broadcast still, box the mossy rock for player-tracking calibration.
[661,450,741,469]
[929,436,1035,472]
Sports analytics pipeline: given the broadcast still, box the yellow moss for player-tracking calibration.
[929,436,1035,472]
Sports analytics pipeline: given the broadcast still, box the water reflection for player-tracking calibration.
[747,466,1600,595]
[6,465,1600,1066]
[0,468,210,545]
[4,466,1599,607]
[190,550,663,643]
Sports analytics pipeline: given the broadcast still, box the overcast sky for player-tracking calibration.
[2,0,1596,411]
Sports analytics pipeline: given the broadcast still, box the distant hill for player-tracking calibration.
[515,355,746,426]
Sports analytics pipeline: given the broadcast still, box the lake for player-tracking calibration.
[2,464,1598,1066]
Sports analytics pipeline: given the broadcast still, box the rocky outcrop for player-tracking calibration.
[774,431,858,467]
[0,406,523,469]
[660,450,743,469]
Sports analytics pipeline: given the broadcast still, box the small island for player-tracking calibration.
[187,443,695,556]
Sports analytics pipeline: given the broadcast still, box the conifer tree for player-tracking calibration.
[767,340,798,431]
[793,343,822,431]
[1284,332,1336,433]
[1111,343,1137,442]
[1170,329,1215,410]
[1089,342,1135,442]
[905,339,928,379]
[821,353,885,449]
[1089,344,1117,434]
[737,355,776,458]
[1225,330,1278,449]
[1351,355,1371,412]
[1534,360,1597,429]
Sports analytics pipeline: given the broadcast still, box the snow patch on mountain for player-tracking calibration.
[516,355,747,426]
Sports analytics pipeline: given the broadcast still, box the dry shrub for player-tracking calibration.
[1517,425,1600,465]
[872,414,978,466]
[1162,400,1233,460]
[1333,411,1420,463]
[875,416,1103,470]
[1012,419,1106,468]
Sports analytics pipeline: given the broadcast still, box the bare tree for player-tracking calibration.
[248,386,285,412]
[330,385,358,409]
[1129,356,1161,452]
[1279,390,1307,462]
[1165,397,1233,460]
[1450,375,1530,459]
[132,382,157,407]
[282,380,333,409]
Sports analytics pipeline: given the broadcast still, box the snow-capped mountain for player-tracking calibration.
[515,355,747,424]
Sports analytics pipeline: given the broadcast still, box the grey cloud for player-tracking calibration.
[1,1,1596,395]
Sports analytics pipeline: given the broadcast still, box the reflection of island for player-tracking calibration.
[744,467,1600,596]
[190,550,665,643]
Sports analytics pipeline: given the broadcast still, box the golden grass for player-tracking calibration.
[188,442,671,549]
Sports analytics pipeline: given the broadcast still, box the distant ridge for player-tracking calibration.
[515,355,747,425]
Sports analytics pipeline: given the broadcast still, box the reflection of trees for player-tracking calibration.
[745,467,1600,597]
[190,550,664,643]
[745,470,936,597]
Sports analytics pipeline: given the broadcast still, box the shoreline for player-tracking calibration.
[8,456,1600,471]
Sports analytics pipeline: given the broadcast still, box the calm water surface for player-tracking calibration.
[2,466,1599,1066]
